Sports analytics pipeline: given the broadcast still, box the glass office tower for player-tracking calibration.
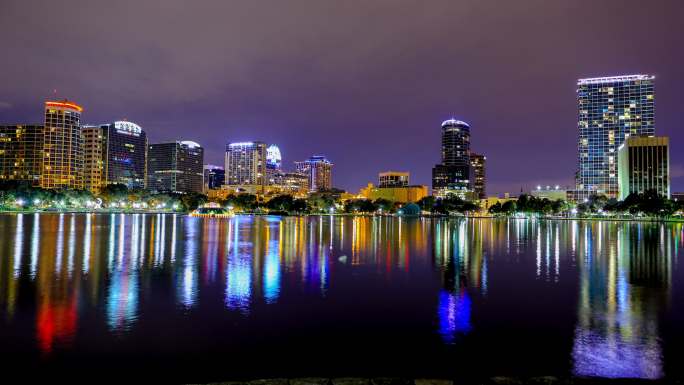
[576,75,655,200]
[101,121,148,189]
[83,121,148,193]
[470,153,486,199]
[432,119,472,198]
[147,141,204,193]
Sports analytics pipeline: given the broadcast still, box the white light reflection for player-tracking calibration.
[13,214,24,278]
[30,213,39,279]
[82,213,92,274]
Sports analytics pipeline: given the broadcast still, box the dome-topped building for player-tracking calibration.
[432,117,477,199]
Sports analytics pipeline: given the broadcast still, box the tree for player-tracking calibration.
[501,200,516,214]
[266,195,295,212]
[488,202,502,214]
[417,196,436,212]
[373,198,393,212]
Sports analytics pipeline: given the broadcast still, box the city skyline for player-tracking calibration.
[1,1,683,194]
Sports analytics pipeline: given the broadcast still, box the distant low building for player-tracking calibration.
[379,171,409,187]
[530,185,568,201]
[480,194,517,212]
[672,192,684,202]
[359,183,428,203]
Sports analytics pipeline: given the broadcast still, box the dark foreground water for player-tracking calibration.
[0,213,682,383]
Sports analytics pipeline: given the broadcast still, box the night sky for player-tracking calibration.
[1,0,683,195]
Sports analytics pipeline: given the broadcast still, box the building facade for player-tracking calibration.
[101,121,148,189]
[295,155,333,192]
[379,171,409,187]
[470,153,486,199]
[225,141,267,186]
[265,144,282,185]
[147,141,204,193]
[82,121,148,193]
[82,125,105,193]
[530,186,568,201]
[272,171,309,195]
[0,124,43,186]
[41,100,84,190]
[432,119,472,198]
[617,136,669,200]
[576,75,655,200]
[203,164,225,191]
[359,183,428,203]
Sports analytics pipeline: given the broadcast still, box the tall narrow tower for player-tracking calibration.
[41,100,84,190]
[432,119,472,198]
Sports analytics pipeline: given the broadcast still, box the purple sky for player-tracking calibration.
[1,0,683,195]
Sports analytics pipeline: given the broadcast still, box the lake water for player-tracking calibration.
[0,213,682,383]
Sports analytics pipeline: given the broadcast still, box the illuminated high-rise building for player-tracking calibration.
[82,125,105,193]
[266,144,282,184]
[618,136,669,200]
[225,141,267,186]
[0,124,43,186]
[41,100,84,190]
[83,121,148,193]
[470,153,486,199]
[147,141,204,193]
[295,155,333,192]
[576,75,655,200]
[432,119,472,198]
[101,121,148,189]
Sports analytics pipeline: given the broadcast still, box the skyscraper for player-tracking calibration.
[618,136,669,200]
[0,124,43,186]
[83,121,148,193]
[295,155,333,192]
[41,100,84,190]
[432,119,472,198]
[225,141,267,186]
[470,153,486,199]
[102,121,148,189]
[266,144,282,184]
[82,125,104,193]
[576,75,655,200]
[147,141,204,193]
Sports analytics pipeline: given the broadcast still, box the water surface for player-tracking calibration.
[0,213,681,382]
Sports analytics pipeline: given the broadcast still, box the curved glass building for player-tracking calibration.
[432,119,473,198]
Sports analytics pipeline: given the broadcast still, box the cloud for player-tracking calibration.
[0,101,11,109]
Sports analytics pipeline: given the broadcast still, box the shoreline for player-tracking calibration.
[1,210,683,223]
[190,377,674,385]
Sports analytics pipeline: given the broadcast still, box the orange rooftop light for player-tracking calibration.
[45,101,83,112]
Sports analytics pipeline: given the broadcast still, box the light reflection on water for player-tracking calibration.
[0,214,680,379]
